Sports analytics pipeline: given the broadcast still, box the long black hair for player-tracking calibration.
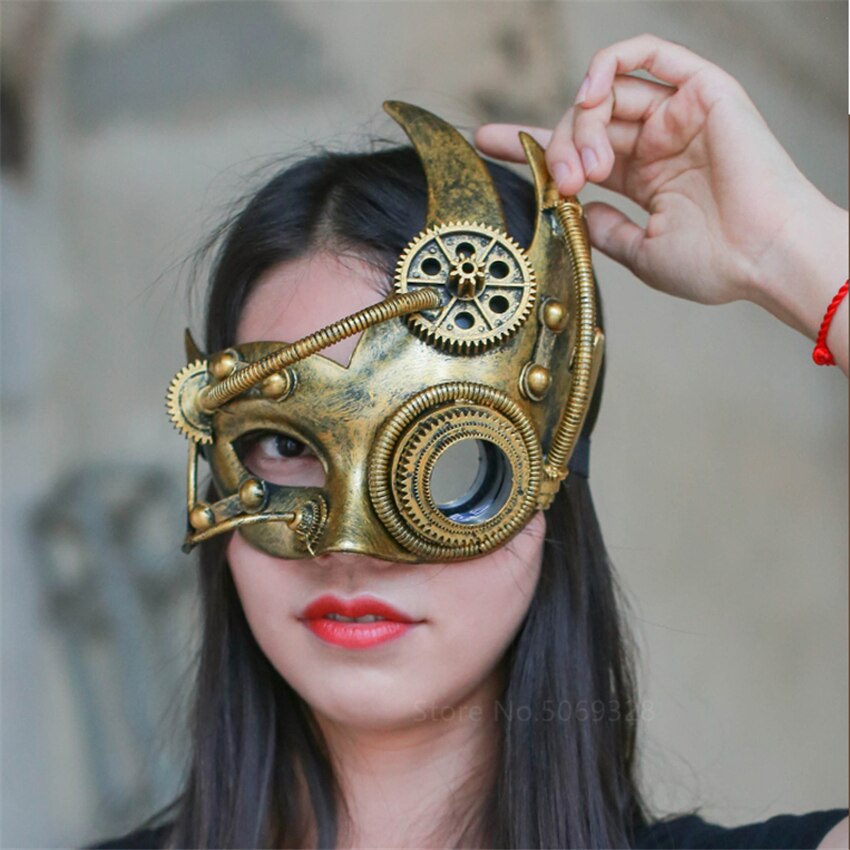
[157,146,651,848]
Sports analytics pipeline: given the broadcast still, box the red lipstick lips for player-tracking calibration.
[300,594,422,649]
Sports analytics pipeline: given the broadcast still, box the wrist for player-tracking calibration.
[743,189,849,342]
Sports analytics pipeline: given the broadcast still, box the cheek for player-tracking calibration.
[431,513,545,673]
[226,532,304,668]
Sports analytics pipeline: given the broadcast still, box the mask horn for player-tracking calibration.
[519,132,560,274]
[184,328,206,362]
[383,101,506,231]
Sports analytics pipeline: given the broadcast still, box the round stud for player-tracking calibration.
[239,478,267,511]
[542,300,567,333]
[189,503,215,530]
[261,371,290,400]
[210,349,239,380]
[526,365,552,398]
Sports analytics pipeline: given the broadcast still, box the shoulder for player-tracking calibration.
[633,808,849,850]
[84,822,173,850]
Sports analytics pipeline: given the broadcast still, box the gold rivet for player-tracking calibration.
[239,478,266,510]
[189,503,215,530]
[210,349,239,380]
[261,372,289,400]
[542,300,567,333]
[526,364,552,398]
[287,508,304,531]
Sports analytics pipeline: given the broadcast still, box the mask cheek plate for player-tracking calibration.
[369,382,542,561]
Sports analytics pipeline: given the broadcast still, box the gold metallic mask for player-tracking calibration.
[166,101,604,563]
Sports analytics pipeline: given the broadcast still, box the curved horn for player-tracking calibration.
[383,101,506,231]
[520,131,561,275]
[184,328,206,362]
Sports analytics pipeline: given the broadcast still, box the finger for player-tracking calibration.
[577,34,713,108]
[544,107,586,195]
[606,119,641,158]
[583,201,646,277]
[477,115,641,195]
[549,93,613,189]
[571,120,645,187]
[609,74,675,122]
[549,115,639,193]
[590,154,643,205]
[554,76,672,189]
[474,123,552,163]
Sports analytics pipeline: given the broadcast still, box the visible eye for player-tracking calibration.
[234,431,326,488]
[260,434,307,458]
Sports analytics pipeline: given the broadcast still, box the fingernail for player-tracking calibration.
[575,74,590,105]
[580,146,598,177]
[552,161,570,189]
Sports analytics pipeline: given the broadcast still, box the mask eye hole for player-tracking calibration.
[233,430,326,488]
[429,439,513,525]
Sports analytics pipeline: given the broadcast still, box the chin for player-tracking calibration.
[301,684,432,732]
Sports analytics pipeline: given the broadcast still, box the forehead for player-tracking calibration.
[235,252,389,366]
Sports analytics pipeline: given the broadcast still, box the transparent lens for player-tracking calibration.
[429,439,513,524]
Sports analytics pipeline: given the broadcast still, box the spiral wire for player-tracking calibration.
[201,288,441,410]
[545,199,597,478]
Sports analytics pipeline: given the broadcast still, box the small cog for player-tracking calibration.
[166,360,213,444]
[290,495,329,555]
[393,221,536,354]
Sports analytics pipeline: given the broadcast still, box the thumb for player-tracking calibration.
[583,201,645,278]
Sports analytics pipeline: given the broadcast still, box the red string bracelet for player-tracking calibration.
[812,279,849,366]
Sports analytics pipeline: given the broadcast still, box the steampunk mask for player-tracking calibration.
[166,101,604,563]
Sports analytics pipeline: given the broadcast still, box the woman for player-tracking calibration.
[91,35,847,849]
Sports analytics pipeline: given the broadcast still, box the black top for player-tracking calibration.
[633,809,847,849]
[88,808,847,849]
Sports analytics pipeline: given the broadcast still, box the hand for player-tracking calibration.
[475,35,848,373]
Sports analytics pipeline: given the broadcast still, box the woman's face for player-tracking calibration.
[228,251,545,731]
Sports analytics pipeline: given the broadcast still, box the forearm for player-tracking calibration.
[745,189,848,376]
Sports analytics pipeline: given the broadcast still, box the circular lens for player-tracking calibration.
[429,439,513,524]
[368,383,542,560]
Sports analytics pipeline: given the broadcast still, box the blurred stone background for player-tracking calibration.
[1,2,846,847]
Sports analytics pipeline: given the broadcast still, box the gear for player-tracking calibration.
[394,221,536,353]
[289,495,329,555]
[166,360,213,444]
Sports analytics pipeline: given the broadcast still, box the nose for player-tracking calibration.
[307,550,426,594]
[310,546,417,568]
